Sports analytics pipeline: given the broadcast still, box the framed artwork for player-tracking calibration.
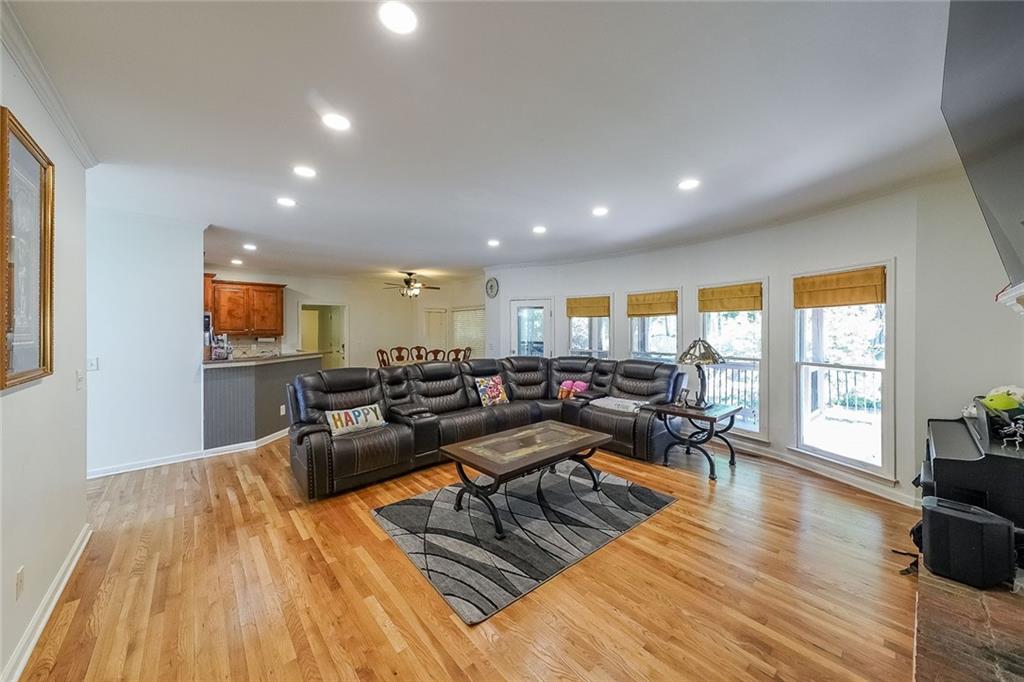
[1,107,54,389]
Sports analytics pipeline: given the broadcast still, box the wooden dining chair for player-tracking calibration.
[426,348,446,361]
[463,346,472,359]
[446,348,465,361]
[410,345,427,361]
[389,346,411,363]
[376,349,391,367]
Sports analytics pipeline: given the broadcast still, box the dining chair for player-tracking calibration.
[463,346,472,359]
[410,345,427,361]
[446,348,465,361]
[389,346,411,363]
[376,349,391,367]
[426,348,446,361]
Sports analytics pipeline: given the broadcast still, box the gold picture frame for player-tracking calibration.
[1,107,54,389]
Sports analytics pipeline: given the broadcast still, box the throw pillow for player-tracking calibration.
[557,380,589,399]
[475,375,510,406]
[325,403,387,436]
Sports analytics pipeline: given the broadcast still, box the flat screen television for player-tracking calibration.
[941,1,1024,287]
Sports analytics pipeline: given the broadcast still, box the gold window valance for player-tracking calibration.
[698,282,763,313]
[566,295,610,318]
[793,265,886,309]
[626,290,678,317]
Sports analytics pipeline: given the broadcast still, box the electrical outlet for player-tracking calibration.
[15,566,24,600]
[279,404,286,416]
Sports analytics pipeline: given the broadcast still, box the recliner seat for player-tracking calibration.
[288,355,680,500]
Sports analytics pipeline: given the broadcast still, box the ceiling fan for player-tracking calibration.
[383,271,440,298]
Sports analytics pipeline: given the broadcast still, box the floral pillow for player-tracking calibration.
[557,380,589,400]
[475,375,510,406]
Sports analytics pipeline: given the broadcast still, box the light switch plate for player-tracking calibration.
[279,405,286,416]
[86,357,99,371]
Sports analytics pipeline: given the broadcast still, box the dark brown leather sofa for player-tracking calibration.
[287,356,682,500]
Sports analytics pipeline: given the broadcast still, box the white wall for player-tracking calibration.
[412,275,486,348]
[0,43,88,675]
[207,268,423,368]
[913,179,1024,469]
[485,174,1023,505]
[86,207,204,477]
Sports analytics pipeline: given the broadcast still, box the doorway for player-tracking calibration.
[299,303,347,369]
[509,298,552,357]
[424,308,448,350]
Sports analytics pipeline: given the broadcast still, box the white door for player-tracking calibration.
[425,309,448,349]
[510,299,553,357]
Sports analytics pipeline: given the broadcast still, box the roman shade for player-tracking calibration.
[793,265,886,309]
[626,290,678,317]
[566,295,610,318]
[698,282,763,313]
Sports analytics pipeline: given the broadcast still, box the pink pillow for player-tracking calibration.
[557,380,589,400]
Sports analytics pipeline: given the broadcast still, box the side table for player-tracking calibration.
[652,403,742,480]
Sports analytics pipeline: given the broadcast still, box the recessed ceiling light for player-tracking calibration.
[231,259,243,266]
[378,1,418,34]
[276,197,296,207]
[592,206,609,217]
[243,243,257,251]
[532,225,547,234]
[293,165,317,178]
[678,177,701,191]
[487,239,500,247]
[322,113,351,131]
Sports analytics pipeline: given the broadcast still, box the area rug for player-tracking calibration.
[372,461,675,624]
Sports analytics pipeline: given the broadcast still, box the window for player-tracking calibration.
[629,316,677,362]
[566,295,611,358]
[699,281,765,435]
[452,307,485,358]
[569,317,609,358]
[627,290,678,362]
[794,266,888,471]
[703,310,763,434]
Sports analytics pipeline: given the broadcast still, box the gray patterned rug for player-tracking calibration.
[372,461,675,624]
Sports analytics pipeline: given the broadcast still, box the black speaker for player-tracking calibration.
[922,496,1016,589]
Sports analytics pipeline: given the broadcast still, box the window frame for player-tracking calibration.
[626,287,680,363]
[791,261,895,480]
[698,277,769,441]
[451,305,486,359]
[565,292,614,358]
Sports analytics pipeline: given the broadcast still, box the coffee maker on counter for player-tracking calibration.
[204,311,233,361]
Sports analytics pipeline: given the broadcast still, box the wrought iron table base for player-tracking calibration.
[453,448,601,540]
[659,415,736,481]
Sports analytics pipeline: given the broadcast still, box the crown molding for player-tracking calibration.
[1,2,98,168]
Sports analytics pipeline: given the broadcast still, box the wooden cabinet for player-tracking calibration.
[203,273,216,312]
[248,284,284,336]
[209,278,285,336]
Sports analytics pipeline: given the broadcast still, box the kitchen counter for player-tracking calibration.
[202,351,323,369]
[202,353,322,450]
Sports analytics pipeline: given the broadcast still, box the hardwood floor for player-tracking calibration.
[22,441,919,681]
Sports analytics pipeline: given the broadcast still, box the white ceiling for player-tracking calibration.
[14,1,958,279]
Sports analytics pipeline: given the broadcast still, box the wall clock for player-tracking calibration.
[485,277,499,299]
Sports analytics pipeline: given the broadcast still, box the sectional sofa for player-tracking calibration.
[286,356,683,500]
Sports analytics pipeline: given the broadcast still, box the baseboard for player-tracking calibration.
[1,523,92,682]
[725,438,919,508]
[202,428,288,457]
[86,429,288,479]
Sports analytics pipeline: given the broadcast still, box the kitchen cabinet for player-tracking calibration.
[203,273,215,312]
[209,279,285,336]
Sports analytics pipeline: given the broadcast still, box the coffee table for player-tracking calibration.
[441,421,612,539]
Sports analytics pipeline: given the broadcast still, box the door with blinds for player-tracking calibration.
[452,307,486,359]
